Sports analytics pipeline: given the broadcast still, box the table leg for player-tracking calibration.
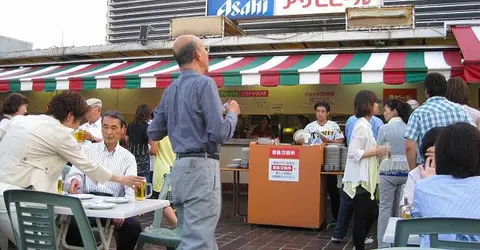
[232,171,238,215]
[95,218,114,250]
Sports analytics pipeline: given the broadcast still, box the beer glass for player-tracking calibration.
[57,178,64,194]
[135,180,152,201]
[74,129,86,143]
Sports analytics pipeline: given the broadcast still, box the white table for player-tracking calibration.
[383,217,422,246]
[55,196,170,250]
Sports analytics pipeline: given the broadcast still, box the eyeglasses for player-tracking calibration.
[205,45,210,53]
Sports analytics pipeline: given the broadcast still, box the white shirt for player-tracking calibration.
[464,105,480,127]
[79,118,103,141]
[0,115,112,193]
[0,114,13,140]
[343,117,378,182]
[304,120,344,141]
[67,142,137,197]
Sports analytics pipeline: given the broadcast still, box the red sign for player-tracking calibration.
[383,89,417,105]
[269,148,299,159]
[239,90,268,97]
[271,165,293,171]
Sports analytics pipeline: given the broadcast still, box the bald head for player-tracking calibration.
[173,35,203,67]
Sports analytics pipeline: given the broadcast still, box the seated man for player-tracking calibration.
[66,110,140,250]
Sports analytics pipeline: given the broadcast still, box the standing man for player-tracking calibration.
[148,35,240,250]
[304,101,344,225]
[405,72,475,170]
[79,98,103,143]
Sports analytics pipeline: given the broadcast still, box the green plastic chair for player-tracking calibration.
[136,173,180,250]
[394,217,480,249]
[3,189,97,250]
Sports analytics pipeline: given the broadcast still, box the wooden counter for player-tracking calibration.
[247,142,326,229]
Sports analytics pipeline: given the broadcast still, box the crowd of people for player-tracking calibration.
[0,33,479,250]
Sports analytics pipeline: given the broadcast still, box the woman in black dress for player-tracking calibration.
[126,104,154,181]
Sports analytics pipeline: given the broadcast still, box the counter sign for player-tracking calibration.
[268,147,299,182]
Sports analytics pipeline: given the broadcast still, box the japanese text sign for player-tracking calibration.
[206,0,383,20]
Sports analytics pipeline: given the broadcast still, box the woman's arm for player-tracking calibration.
[149,140,159,155]
[56,133,144,188]
[348,125,385,161]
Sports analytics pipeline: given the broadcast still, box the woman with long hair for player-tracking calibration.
[376,99,412,248]
[343,90,387,250]
[126,104,154,180]
[446,77,480,127]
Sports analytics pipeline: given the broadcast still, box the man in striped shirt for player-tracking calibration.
[405,73,475,170]
[66,110,140,250]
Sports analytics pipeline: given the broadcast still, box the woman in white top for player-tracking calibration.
[446,77,480,128]
[0,91,144,246]
[343,90,387,250]
[0,93,29,140]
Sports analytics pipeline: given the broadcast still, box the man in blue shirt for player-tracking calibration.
[344,114,384,146]
[148,35,240,250]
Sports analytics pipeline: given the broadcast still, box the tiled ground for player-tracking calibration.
[135,194,377,250]
[8,194,377,250]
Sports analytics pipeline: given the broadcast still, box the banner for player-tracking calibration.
[206,0,383,20]
[383,88,417,104]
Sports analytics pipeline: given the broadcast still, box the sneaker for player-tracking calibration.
[331,237,342,243]
[364,237,374,244]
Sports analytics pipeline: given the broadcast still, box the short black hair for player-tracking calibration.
[102,110,126,128]
[314,101,330,113]
[46,91,88,123]
[385,99,412,124]
[2,93,30,115]
[173,40,197,67]
[420,127,444,158]
[435,123,480,178]
[424,72,447,97]
[354,90,377,118]
[260,115,270,123]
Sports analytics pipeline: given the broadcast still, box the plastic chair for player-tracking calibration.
[136,173,180,250]
[394,217,480,249]
[3,189,97,250]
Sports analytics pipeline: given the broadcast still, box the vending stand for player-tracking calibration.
[247,142,327,229]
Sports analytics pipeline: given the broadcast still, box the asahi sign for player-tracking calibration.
[206,0,383,20]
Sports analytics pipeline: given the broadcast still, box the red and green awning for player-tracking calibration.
[0,51,463,92]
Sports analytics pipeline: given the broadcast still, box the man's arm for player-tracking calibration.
[404,113,420,170]
[148,97,168,141]
[406,139,417,171]
[66,166,85,193]
[329,122,344,143]
[200,79,239,143]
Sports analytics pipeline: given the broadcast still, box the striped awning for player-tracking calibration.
[0,51,462,92]
[452,26,480,83]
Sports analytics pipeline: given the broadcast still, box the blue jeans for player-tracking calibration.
[332,190,354,239]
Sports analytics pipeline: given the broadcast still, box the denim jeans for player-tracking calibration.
[332,190,354,239]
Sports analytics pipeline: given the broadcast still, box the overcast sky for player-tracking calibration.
[0,0,108,49]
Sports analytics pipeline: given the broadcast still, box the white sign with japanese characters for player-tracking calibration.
[268,158,299,182]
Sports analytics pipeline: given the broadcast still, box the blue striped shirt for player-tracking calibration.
[404,97,474,163]
[412,175,480,247]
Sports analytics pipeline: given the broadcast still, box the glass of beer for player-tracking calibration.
[135,180,152,201]
[74,129,86,143]
[57,178,64,194]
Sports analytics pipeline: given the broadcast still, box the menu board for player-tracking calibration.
[219,90,269,113]
[383,89,417,104]
[303,91,339,108]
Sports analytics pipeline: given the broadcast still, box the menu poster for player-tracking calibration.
[268,148,300,182]
[303,91,339,108]
[383,89,417,104]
